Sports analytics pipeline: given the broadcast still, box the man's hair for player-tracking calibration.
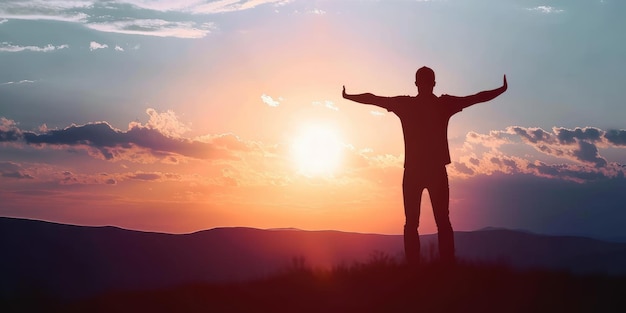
[415,66,435,84]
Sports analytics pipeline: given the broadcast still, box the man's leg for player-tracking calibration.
[403,168,423,265]
[428,166,455,263]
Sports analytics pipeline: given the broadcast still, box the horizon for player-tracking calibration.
[4,215,624,243]
[1,0,626,239]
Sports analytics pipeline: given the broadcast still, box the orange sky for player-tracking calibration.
[2,0,626,239]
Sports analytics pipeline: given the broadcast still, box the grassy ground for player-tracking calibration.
[3,257,626,313]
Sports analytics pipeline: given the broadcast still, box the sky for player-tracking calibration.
[1,0,625,240]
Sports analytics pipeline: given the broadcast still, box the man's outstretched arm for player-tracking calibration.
[342,85,394,108]
[449,75,508,109]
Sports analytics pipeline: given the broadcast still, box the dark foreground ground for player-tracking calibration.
[3,259,626,313]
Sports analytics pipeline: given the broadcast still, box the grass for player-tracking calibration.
[3,255,626,313]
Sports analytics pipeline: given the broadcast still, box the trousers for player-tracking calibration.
[402,165,455,264]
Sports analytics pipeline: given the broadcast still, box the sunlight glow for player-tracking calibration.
[291,124,343,177]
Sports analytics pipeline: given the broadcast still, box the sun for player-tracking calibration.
[291,124,343,177]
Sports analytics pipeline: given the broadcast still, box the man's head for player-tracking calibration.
[415,66,436,94]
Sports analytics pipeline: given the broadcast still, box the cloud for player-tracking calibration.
[89,41,108,51]
[310,9,326,15]
[0,111,294,190]
[312,100,339,111]
[572,140,606,168]
[129,108,191,138]
[114,45,124,52]
[0,80,35,86]
[527,6,564,14]
[452,161,474,176]
[29,123,209,161]
[45,170,179,186]
[554,127,603,144]
[96,0,289,13]
[186,0,293,14]
[325,101,339,111]
[0,18,7,24]
[507,126,614,166]
[86,20,216,39]
[370,111,385,117]
[0,0,89,23]
[0,109,255,163]
[261,94,281,107]
[0,42,69,52]
[508,126,554,144]
[0,117,22,142]
[605,129,626,146]
[0,0,285,39]
[126,172,164,181]
[0,161,193,185]
[2,171,35,179]
[452,152,624,184]
[451,152,526,178]
[525,161,621,182]
[469,126,624,166]
[454,126,626,183]
[465,130,510,148]
[0,161,33,179]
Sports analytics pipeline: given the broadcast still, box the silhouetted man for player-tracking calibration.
[342,67,507,264]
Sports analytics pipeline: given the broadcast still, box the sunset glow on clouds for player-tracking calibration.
[451,126,626,182]
[1,0,625,239]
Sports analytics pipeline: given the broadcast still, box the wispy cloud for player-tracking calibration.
[0,0,288,38]
[99,0,289,13]
[309,8,326,15]
[114,45,124,52]
[0,18,7,24]
[0,161,33,180]
[0,42,69,52]
[0,80,35,86]
[0,0,89,23]
[0,162,192,185]
[89,41,108,51]
[186,0,293,14]
[261,94,281,107]
[124,171,182,182]
[312,100,339,111]
[527,6,564,14]
[86,20,216,39]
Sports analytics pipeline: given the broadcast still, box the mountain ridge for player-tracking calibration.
[2,217,625,299]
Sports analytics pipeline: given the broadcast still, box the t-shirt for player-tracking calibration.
[380,94,464,169]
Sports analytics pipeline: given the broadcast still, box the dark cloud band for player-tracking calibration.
[0,119,243,162]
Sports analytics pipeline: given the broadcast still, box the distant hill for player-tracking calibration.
[1,217,625,299]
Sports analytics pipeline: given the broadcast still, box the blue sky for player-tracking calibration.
[1,0,625,239]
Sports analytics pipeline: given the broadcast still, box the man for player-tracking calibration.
[342,66,507,264]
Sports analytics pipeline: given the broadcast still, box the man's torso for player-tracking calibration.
[385,94,463,168]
